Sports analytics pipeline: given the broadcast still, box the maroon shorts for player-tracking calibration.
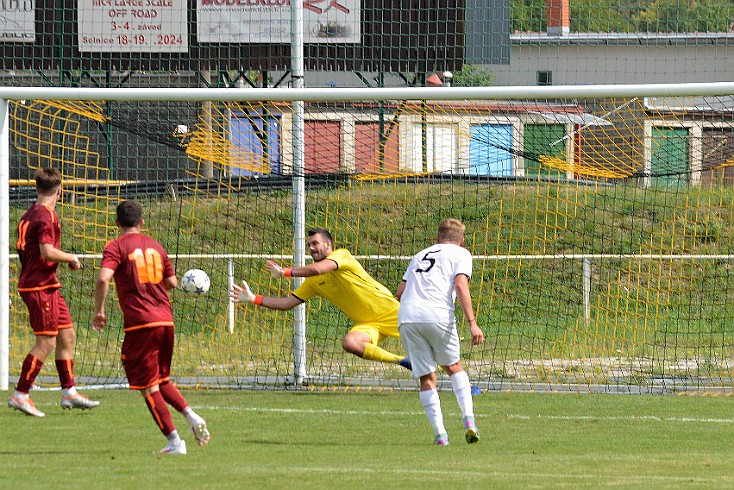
[19,288,73,336]
[121,326,174,390]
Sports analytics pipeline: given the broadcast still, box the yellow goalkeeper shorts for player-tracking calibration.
[349,317,400,345]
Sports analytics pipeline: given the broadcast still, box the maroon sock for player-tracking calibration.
[144,391,176,436]
[55,358,75,389]
[159,382,189,413]
[16,354,43,393]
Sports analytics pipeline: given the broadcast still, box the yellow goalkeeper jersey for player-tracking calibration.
[292,248,399,324]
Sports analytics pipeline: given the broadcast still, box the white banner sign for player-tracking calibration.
[197,0,360,44]
[77,0,188,53]
[0,0,35,42]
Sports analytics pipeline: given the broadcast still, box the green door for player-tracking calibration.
[650,127,689,187]
[524,124,566,179]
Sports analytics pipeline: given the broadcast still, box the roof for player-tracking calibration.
[512,32,734,46]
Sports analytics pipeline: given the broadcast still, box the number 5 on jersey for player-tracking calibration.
[416,249,439,273]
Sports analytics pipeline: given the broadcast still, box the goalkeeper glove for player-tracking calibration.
[230,280,263,305]
[266,260,292,278]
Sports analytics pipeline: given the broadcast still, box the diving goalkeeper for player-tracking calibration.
[230,227,411,370]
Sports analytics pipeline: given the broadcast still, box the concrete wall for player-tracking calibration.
[488,34,734,86]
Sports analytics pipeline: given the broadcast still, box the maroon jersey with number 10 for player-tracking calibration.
[101,233,175,332]
[17,204,62,291]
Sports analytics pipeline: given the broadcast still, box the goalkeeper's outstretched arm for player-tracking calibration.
[230,280,303,310]
[266,259,337,278]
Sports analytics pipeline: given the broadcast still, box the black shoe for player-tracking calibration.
[398,357,412,370]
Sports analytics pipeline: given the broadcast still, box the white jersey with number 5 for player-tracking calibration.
[398,243,473,324]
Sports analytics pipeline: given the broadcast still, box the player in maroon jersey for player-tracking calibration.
[92,200,210,455]
[8,167,100,417]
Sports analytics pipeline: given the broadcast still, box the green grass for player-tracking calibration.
[1,389,733,489]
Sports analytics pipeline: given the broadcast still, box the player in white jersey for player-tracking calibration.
[395,218,485,446]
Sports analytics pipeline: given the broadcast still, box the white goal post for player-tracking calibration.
[1,82,734,103]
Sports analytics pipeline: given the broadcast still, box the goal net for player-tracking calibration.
[3,85,734,394]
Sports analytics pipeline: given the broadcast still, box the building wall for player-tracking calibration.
[488,35,734,86]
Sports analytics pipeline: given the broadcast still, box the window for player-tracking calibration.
[537,71,552,86]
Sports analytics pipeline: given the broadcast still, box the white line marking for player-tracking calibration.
[214,465,732,485]
[506,413,734,423]
[193,405,734,424]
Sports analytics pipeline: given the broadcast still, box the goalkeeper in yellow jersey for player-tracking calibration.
[230,227,411,370]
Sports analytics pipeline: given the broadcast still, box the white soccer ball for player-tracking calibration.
[180,269,211,295]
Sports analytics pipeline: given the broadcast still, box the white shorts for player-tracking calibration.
[399,321,460,378]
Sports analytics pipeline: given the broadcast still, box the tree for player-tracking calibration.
[452,65,496,87]
[511,0,546,33]
[571,0,635,32]
[636,0,734,33]
[510,0,734,34]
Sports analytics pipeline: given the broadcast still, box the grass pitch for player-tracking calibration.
[0,389,732,489]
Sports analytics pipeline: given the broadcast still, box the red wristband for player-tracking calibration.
[253,295,264,305]
[284,268,293,277]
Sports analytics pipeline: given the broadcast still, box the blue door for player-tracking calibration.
[469,124,513,176]
[230,112,281,176]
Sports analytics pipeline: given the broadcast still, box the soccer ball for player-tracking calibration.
[180,269,210,295]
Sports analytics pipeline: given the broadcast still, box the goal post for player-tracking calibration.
[2,82,734,102]
[0,98,9,390]
[2,83,734,394]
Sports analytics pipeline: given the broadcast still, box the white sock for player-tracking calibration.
[450,371,474,419]
[419,389,446,436]
[62,387,78,397]
[167,430,181,445]
[183,407,204,427]
[14,390,29,400]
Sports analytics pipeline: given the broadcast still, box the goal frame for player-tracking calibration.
[3,81,734,391]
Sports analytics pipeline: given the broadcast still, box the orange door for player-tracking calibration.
[355,122,400,174]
